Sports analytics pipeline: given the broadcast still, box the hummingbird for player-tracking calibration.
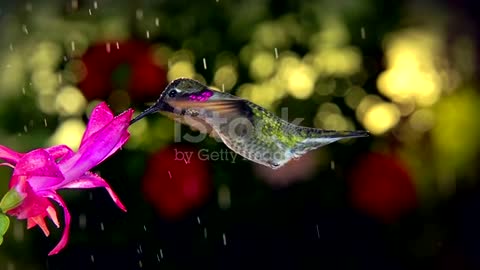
[130,78,369,169]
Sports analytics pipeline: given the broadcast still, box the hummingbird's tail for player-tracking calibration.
[291,128,369,158]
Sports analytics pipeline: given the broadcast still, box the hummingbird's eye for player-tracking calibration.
[168,90,178,98]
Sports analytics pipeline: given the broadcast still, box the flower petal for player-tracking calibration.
[13,149,65,191]
[45,145,75,163]
[42,191,71,256]
[29,215,50,236]
[80,102,114,146]
[59,109,133,181]
[6,182,54,219]
[0,145,23,165]
[59,171,126,212]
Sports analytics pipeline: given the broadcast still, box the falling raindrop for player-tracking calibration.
[88,9,92,15]
[90,255,95,263]
[43,118,48,127]
[21,87,25,95]
[274,48,279,59]
[138,244,143,254]
[221,84,225,92]
[146,30,150,39]
[222,233,227,246]
[71,0,78,10]
[197,216,201,225]
[9,44,13,51]
[71,41,76,52]
[168,170,172,178]
[156,254,161,262]
[138,260,143,268]
[330,160,335,170]
[136,9,144,20]
[23,125,28,133]
[79,214,87,229]
[106,43,111,53]
[116,42,120,49]
[316,224,320,239]
[204,228,208,239]
[159,249,164,259]
[361,27,366,39]
[155,17,160,26]
[13,222,24,241]
[89,192,93,200]
[143,225,147,231]
[25,3,32,12]
[93,1,98,9]
[22,24,29,35]
[100,222,104,231]
[203,58,207,70]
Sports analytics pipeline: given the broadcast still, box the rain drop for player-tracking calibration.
[89,192,93,200]
[79,214,87,229]
[71,41,76,52]
[136,9,144,20]
[274,47,279,59]
[25,3,33,12]
[330,160,335,170]
[203,58,207,70]
[221,84,225,92]
[106,43,111,53]
[143,225,147,231]
[71,0,78,10]
[90,255,95,262]
[222,233,227,246]
[93,1,98,9]
[204,228,207,239]
[22,25,29,35]
[138,244,143,254]
[168,170,172,178]
[22,87,26,95]
[156,254,161,262]
[23,125,28,133]
[138,260,143,268]
[146,30,150,39]
[100,222,104,231]
[159,249,164,259]
[88,9,92,15]
[116,42,120,49]
[155,17,160,26]
[197,216,201,225]
[361,27,366,39]
[44,118,48,127]
[316,224,320,239]
[9,44,14,51]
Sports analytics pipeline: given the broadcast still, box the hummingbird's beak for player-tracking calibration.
[129,100,176,125]
[130,105,159,125]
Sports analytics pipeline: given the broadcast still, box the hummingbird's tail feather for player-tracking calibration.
[291,128,369,158]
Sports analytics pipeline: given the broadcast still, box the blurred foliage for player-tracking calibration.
[0,0,480,269]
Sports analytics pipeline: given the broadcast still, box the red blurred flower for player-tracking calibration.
[142,144,212,220]
[348,152,417,223]
[77,40,167,102]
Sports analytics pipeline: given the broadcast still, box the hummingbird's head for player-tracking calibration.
[159,78,214,103]
[129,78,214,125]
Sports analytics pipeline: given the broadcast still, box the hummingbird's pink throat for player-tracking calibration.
[188,89,213,102]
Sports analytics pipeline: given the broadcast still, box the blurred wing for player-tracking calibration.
[167,99,253,122]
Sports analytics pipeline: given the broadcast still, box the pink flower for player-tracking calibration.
[0,102,133,255]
